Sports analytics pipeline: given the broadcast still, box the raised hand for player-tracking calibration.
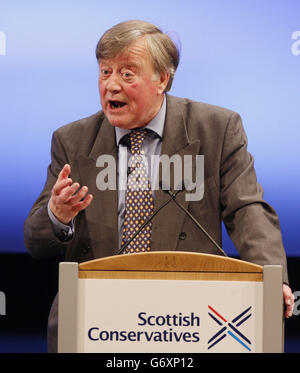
[49,164,93,224]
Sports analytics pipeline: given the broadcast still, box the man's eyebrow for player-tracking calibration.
[120,61,140,70]
[99,62,110,68]
[99,61,140,70]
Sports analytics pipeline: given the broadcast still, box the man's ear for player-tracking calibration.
[157,71,170,95]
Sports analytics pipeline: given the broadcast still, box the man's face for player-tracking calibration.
[98,38,169,129]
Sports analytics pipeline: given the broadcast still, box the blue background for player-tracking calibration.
[0,0,299,256]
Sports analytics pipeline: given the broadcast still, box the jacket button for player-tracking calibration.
[83,246,91,254]
[179,232,187,240]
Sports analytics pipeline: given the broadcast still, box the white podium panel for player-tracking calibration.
[76,279,263,353]
[57,254,283,353]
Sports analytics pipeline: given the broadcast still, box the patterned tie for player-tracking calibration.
[121,129,154,253]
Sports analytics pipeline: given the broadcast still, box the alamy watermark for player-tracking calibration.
[291,31,300,56]
[0,31,6,55]
[96,154,204,202]
[0,291,6,316]
[292,291,300,316]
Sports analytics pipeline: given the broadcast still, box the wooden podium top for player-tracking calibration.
[78,252,263,281]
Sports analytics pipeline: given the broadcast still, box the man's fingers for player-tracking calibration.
[285,300,294,318]
[52,177,73,196]
[60,182,81,201]
[283,284,295,318]
[57,164,71,182]
[67,185,89,205]
[71,194,93,213]
[50,163,93,222]
[55,183,92,208]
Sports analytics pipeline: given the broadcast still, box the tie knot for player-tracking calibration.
[130,129,147,155]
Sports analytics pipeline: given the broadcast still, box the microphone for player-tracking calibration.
[160,182,228,257]
[116,186,184,255]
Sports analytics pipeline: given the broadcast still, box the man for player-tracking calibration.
[24,20,294,352]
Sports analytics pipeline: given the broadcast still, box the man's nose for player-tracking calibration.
[106,74,122,93]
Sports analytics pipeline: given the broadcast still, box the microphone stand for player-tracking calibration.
[163,189,228,257]
[116,188,182,255]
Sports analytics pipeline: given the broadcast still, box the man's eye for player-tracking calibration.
[122,71,133,79]
[100,69,111,77]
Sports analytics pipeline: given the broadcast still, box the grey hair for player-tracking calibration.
[95,20,180,92]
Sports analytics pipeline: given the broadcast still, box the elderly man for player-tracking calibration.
[24,20,294,352]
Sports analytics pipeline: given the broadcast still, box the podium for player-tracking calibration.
[57,252,283,353]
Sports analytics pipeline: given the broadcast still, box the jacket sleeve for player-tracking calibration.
[220,112,288,283]
[24,130,71,259]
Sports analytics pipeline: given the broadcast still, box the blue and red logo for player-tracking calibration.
[208,305,252,351]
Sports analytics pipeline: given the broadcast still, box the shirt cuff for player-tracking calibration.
[47,201,75,242]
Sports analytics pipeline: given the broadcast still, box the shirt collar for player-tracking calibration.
[115,94,166,146]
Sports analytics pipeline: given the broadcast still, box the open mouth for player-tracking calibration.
[109,100,127,110]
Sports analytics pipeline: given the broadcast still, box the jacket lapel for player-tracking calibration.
[151,95,201,252]
[77,95,201,257]
[77,117,119,258]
